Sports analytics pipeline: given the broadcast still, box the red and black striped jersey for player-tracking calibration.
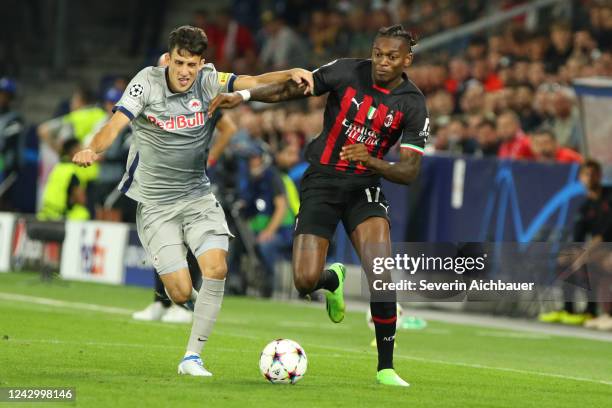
[307,58,429,179]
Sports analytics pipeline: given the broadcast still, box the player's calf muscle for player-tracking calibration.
[165,283,192,304]
[160,269,192,303]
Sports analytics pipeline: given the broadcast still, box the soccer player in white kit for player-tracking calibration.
[73,25,312,376]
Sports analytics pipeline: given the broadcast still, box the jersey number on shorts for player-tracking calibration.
[365,187,389,213]
[364,187,381,203]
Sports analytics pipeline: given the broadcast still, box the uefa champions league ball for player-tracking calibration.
[259,339,307,384]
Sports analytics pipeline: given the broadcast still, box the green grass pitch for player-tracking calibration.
[0,272,611,408]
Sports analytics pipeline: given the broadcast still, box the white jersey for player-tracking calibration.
[114,64,236,204]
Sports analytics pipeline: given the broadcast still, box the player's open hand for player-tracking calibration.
[72,148,99,167]
[289,68,314,95]
[340,144,371,166]
[208,92,244,117]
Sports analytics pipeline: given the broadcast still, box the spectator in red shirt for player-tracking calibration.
[445,57,470,96]
[530,127,583,164]
[496,110,535,160]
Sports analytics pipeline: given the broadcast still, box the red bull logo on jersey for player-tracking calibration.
[188,98,202,112]
[147,112,205,130]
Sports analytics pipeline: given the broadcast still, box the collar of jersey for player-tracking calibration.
[374,72,410,94]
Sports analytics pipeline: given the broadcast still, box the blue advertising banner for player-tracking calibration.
[123,228,155,287]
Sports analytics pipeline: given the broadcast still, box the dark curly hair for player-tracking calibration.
[168,25,208,57]
[375,24,418,52]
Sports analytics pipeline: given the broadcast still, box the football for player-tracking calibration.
[259,339,307,384]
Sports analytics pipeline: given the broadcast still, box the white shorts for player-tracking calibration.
[136,194,233,275]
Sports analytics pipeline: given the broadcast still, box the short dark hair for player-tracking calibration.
[168,25,208,57]
[581,158,602,174]
[375,24,417,52]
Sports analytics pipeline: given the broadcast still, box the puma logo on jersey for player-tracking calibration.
[351,97,363,109]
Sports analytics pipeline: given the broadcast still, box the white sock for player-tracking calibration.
[186,277,225,356]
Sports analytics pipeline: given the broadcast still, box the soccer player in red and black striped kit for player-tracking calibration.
[209,25,428,386]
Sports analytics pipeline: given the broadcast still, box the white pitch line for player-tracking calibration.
[0,292,133,315]
[5,338,184,350]
[1,292,611,387]
[3,338,258,355]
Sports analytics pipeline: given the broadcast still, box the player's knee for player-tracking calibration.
[203,262,227,280]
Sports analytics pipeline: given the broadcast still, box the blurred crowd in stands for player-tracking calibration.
[1,0,612,312]
[191,0,611,164]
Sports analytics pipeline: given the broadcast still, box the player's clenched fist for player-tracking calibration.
[340,144,371,166]
[72,148,99,167]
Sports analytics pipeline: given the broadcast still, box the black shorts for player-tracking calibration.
[294,166,390,240]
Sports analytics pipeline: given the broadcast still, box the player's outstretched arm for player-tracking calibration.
[233,68,313,94]
[72,110,130,167]
[207,79,309,117]
[339,144,422,185]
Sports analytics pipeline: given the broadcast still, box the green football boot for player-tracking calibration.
[376,369,410,387]
[324,263,346,323]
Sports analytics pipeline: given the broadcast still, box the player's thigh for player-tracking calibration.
[159,267,192,303]
[349,212,392,287]
[196,248,228,280]
[342,185,391,243]
[292,176,343,286]
[349,217,392,261]
[182,194,232,260]
[294,179,343,242]
[350,217,392,290]
[136,202,188,275]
